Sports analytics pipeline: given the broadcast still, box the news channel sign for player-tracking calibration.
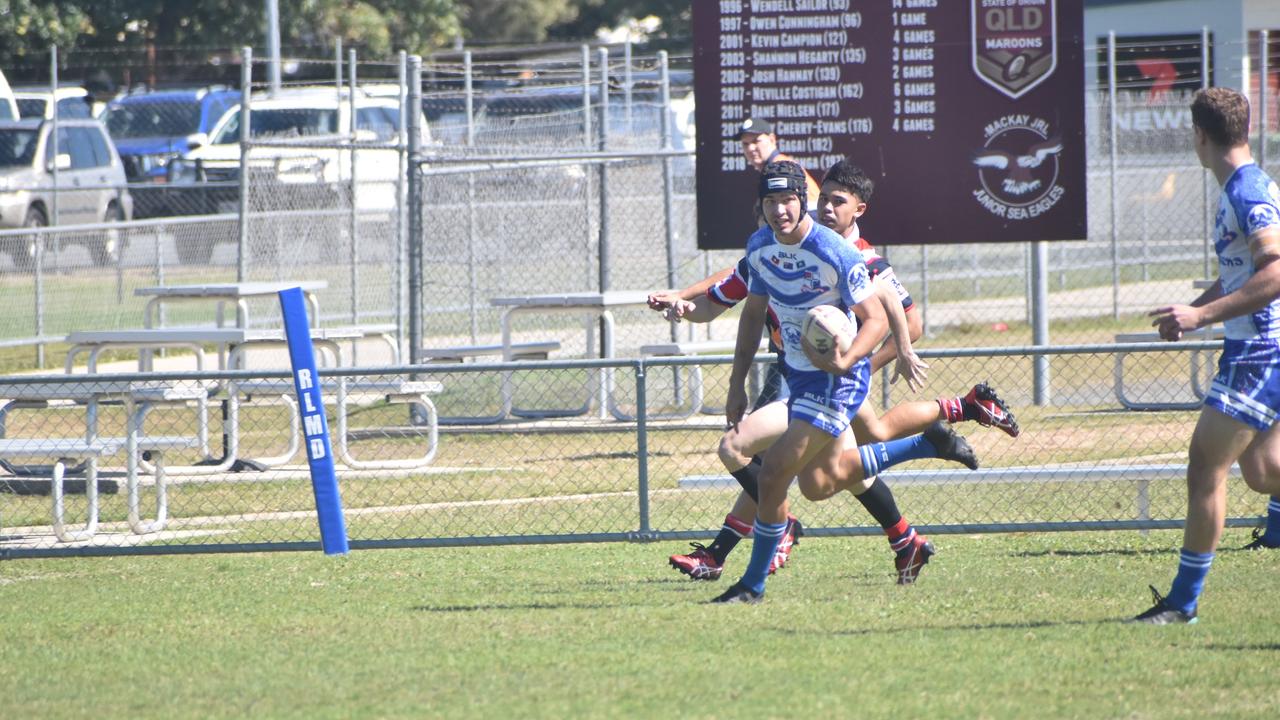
[693,0,1085,250]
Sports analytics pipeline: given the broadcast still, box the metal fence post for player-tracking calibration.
[348,48,359,340]
[624,39,634,133]
[465,51,479,341]
[1261,30,1270,172]
[396,50,408,357]
[1202,26,1212,279]
[635,362,651,534]
[35,47,58,367]
[1032,241,1050,405]
[599,48,611,297]
[237,47,252,290]
[408,56,424,366]
[920,244,930,337]
[660,51,679,343]
[1108,31,1120,321]
[582,45,595,289]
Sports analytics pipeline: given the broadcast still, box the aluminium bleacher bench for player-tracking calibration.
[1113,327,1224,411]
[635,339,769,418]
[230,376,444,471]
[0,380,205,541]
[421,341,561,363]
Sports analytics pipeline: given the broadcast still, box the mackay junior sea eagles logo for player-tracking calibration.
[971,0,1057,99]
[971,114,1066,220]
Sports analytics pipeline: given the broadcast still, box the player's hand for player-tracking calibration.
[800,334,841,374]
[1149,304,1202,342]
[725,385,749,428]
[891,350,929,393]
[663,299,696,322]
[647,291,677,312]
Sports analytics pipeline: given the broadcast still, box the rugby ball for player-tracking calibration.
[802,305,854,354]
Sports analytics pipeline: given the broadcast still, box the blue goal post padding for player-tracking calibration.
[278,287,349,556]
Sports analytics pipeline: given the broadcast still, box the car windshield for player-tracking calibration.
[0,129,39,167]
[16,98,47,118]
[103,101,202,138]
[251,108,339,138]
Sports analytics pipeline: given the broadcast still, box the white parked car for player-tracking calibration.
[0,119,133,268]
[163,88,424,263]
[13,86,96,120]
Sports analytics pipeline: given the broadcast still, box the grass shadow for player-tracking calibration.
[771,617,1107,638]
[1013,548,1170,559]
[411,601,620,613]
[1200,642,1280,652]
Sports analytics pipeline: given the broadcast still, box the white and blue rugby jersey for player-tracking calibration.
[1216,162,1280,339]
[744,220,875,373]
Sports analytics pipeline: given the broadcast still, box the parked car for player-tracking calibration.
[163,88,424,264]
[0,119,133,268]
[13,86,95,120]
[100,88,239,217]
[0,69,17,121]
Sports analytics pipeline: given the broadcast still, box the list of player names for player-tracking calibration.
[693,0,1085,250]
[715,0,939,173]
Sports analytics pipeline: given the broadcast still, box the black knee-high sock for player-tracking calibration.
[729,456,763,502]
[706,514,754,564]
[854,477,903,530]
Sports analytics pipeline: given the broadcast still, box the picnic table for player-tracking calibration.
[0,379,204,541]
[136,280,327,329]
[489,291,651,420]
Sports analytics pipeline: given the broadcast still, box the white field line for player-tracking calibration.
[1,487,700,547]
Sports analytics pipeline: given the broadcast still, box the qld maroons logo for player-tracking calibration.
[971,114,1066,220]
[972,0,1057,99]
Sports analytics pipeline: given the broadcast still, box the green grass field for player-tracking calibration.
[2,529,1277,719]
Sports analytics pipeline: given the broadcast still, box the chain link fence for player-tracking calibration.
[0,343,1261,557]
[2,37,1279,555]
[4,41,1271,358]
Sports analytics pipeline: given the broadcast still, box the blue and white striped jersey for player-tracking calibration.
[744,220,875,373]
[1216,162,1280,339]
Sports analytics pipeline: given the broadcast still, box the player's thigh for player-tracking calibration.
[797,428,863,501]
[1238,419,1280,494]
[1188,408,1256,490]
[849,402,879,444]
[720,400,789,459]
[760,419,840,488]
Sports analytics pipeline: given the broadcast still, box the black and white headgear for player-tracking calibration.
[758,160,808,214]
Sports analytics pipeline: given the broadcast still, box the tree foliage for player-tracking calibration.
[548,0,690,41]
[0,1,690,78]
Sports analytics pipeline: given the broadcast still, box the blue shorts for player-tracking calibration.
[1205,338,1280,430]
[784,359,871,437]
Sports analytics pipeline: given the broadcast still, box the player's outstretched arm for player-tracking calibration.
[869,280,927,392]
[727,293,768,427]
[645,291,729,324]
[647,267,735,310]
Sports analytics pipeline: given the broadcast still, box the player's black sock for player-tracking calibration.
[854,477,903,530]
[729,456,762,503]
[706,514,754,564]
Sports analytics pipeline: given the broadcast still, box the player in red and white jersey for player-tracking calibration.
[648,158,1021,585]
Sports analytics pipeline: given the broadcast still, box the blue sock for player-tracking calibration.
[1263,496,1280,544]
[857,434,938,477]
[738,518,787,594]
[1165,548,1214,615]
